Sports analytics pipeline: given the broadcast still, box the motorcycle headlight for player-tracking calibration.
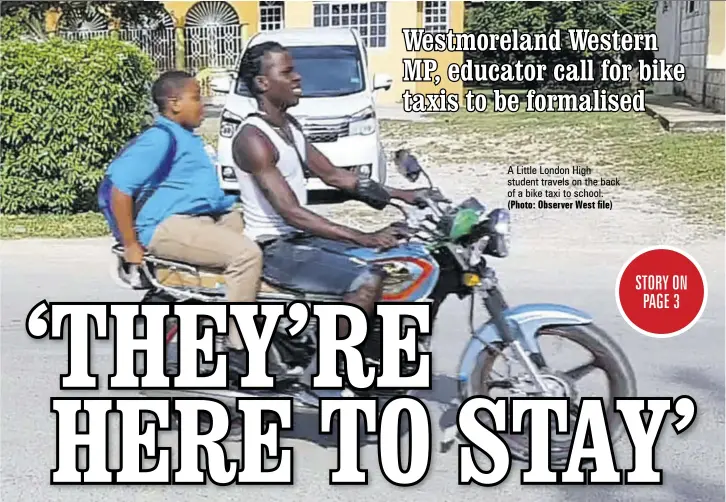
[491,208,510,236]
[485,208,511,258]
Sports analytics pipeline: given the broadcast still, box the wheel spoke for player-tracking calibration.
[564,359,598,381]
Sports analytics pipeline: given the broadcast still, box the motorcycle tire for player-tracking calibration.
[466,322,637,466]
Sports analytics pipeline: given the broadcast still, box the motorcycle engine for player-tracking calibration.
[270,310,429,394]
[356,316,430,396]
[271,315,318,373]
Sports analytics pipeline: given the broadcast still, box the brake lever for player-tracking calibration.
[425,197,444,219]
[429,190,452,206]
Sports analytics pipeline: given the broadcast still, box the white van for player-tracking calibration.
[210,27,393,197]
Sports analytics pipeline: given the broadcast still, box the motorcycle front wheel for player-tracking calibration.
[466,322,637,466]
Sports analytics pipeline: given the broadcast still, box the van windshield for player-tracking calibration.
[235,45,365,98]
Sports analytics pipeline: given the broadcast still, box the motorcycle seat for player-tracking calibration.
[111,243,285,294]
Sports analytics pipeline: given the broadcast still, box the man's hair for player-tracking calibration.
[151,70,194,112]
[238,41,287,96]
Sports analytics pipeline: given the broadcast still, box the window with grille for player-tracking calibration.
[312,1,388,48]
[260,1,284,31]
[423,1,448,33]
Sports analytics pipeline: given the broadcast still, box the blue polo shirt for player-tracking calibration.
[108,116,237,247]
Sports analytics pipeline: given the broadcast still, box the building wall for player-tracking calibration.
[706,0,725,69]
[163,1,258,32]
[285,1,464,105]
[675,0,725,112]
[47,0,465,106]
[705,0,724,113]
[370,1,423,104]
[705,69,725,113]
[676,0,709,102]
[286,1,423,105]
[415,1,465,101]
[161,1,464,106]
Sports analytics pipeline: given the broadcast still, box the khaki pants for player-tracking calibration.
[148,211,262,349]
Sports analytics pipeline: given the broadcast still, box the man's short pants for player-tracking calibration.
[259,233,384,296]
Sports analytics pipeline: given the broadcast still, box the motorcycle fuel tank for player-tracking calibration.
[343,242,440,302]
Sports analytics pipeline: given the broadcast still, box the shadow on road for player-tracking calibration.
[662,366,725,398]
[552,469,725,502]
[273,374,461,450]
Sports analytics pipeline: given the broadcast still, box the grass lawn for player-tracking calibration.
[1,212,109,239]
[2,105,723,239]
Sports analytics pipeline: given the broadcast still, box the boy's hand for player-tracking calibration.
[124,241,145,265]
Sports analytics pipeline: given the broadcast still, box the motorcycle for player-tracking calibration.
[110,148,637,465]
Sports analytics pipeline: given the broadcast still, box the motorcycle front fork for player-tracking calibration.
[479,269,550,395]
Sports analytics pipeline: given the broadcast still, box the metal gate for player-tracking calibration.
[184,25,243,74]
[119,28,177,73]
[58,30,110,41]
[59,28,177,73]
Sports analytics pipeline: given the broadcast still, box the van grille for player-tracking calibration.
[302,119,349,143]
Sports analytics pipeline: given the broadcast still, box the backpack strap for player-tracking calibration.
[132,123,177,219]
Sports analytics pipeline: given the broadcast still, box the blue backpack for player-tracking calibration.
[97,123,177,243]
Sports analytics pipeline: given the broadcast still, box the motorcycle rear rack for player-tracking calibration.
[111,244,338,303]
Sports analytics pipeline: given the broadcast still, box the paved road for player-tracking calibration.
[2,227,723,501]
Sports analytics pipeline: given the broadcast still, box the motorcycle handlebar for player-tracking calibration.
[391,187,451,232]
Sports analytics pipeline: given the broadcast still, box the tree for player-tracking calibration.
[464,0,657,90]
[0,6,48,41]
[0,1,170,39]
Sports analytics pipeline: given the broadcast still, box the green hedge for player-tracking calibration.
[1,36,155,214]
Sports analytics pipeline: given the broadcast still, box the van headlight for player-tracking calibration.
[356,164,372,177]
[220,110,242,138]
[349,106,376,136]
[221,166,237,181]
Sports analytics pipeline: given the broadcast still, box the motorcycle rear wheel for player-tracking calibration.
[467,322,637,466]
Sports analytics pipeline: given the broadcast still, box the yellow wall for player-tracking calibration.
[163,1,258,32]
[45,9,61,32]
[278,1,426,105]
[369,1,421,105]
[155,1,466,105]
[414,1,465,102]
[283,2,314,29]
[281,1,466,105]
[364,1,465,105]
[707,1,725,69]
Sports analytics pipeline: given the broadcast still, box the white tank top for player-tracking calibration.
[233,114,308,241]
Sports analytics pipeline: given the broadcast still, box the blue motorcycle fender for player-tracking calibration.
[456,303,593,387]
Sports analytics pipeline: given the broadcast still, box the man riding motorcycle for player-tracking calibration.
[230,41,433,361]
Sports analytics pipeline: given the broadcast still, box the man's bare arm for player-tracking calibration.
[233,126,368,244]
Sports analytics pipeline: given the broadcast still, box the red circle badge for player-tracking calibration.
[616,246,708,338]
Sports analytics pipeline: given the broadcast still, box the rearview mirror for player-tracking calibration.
[393,149,422,182]
[373,73,393,91]
[210,75,232,94]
